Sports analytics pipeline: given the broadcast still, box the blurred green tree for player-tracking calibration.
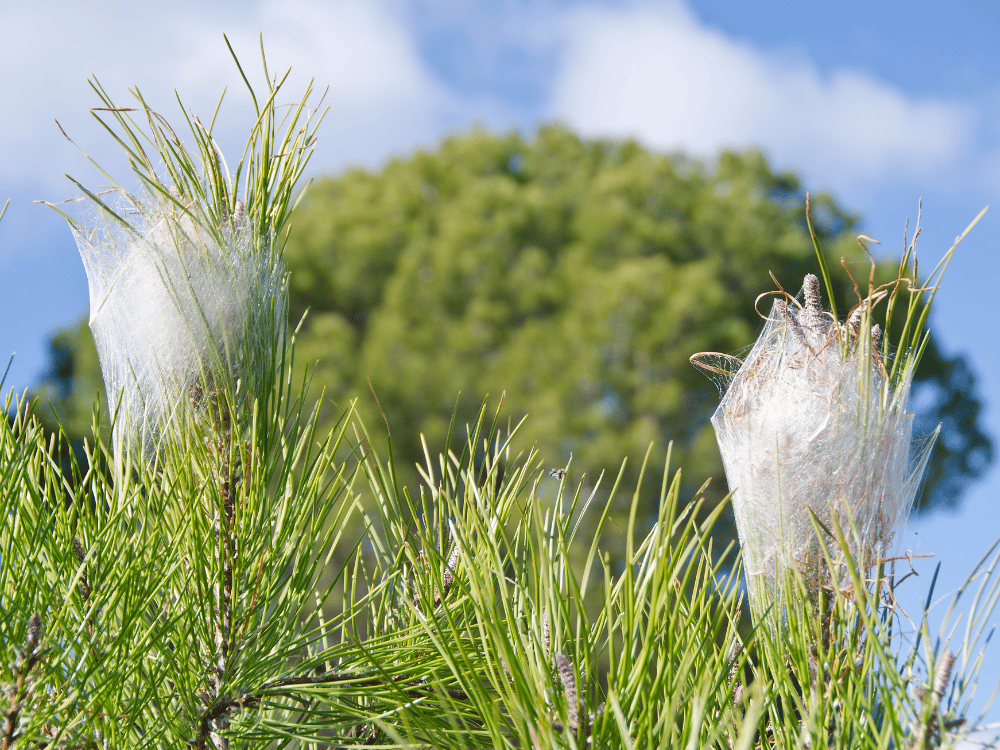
[36,125,991,528]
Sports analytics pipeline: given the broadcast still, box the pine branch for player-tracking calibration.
[190,666,473,747]
[206,391,238,750]
[2,613,42,750]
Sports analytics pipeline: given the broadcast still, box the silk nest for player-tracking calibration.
[74,193,285,465]
[711,275,935,608]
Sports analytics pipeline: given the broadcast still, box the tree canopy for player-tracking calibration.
[36,125,992,523]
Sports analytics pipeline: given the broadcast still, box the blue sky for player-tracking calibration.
[1,0,999,729]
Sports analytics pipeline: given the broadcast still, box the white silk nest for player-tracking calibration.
[711,274,935,608]
[74,194,285,465]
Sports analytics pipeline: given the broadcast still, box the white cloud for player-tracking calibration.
[548,3,975,190]
[0,0,450,190]
[221,0,454,168]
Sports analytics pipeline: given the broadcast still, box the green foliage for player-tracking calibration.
[6,39,999,750]
[34,319,106,441]
[3,384,998,748]
[38,127,991,524]
[5,87,999,742]
[746,539,1000,750]
[280,126,989,519]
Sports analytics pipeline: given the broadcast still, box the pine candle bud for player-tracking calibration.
[74,193,285,465]
[710,275,934,611]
